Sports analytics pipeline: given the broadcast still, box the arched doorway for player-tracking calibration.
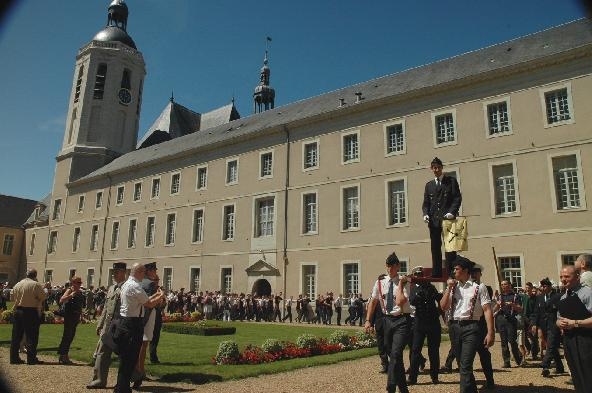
[252,279,271,297]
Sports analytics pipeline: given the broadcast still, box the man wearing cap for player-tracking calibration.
[441,256,494,393]
[533,277,565,377]
[365,252,412,393]
[470,264,495,390]
[422,157,462,278]
[87,262,127,389]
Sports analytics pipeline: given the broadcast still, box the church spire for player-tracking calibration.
[253,37,276,114]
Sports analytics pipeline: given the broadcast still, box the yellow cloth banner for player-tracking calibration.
[442,216,468,252]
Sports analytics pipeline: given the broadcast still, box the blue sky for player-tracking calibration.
[0,0,587,201]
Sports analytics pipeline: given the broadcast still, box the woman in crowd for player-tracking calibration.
[57,276,85,364]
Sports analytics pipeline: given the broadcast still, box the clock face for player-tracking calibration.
[118,88,132,105]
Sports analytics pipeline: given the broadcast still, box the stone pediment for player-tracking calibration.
[245,259,280,276]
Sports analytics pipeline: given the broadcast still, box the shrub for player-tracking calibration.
[295,333,318,350]
[190,311,202,320]
[353,329,377,348]
[261,338,284,353]
[43,311,56,324]
[215,340,240,364]
[162,322,236,336]
[328,330,351,347]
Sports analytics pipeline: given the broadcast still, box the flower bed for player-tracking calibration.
[161,311,201,323]
[162,321,236,336]
[213,330,376,365]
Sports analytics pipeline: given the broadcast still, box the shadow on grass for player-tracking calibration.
[0,340,11,345]
[490,385,572,393]
[159,372,223,385]
[136,386,195,393]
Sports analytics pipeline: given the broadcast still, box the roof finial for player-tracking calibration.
[170,90,174,103]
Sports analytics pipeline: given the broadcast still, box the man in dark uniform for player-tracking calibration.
[407,267,442,385]
[87,262,127,389]
[534,277,565,377]
[557,265,592,393]
[422,157,462,277]
[493,280,523,367]
[372,274,389,373]
[149,275,163,364]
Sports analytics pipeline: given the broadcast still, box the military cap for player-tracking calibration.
[144,262,157,271]
[452,255,474,271]
[540,277,552,286]
[113,262,127,270]
[471,264,484,273]
[411,266,424,276]
[385,252,400,266]
[431,157,443,167]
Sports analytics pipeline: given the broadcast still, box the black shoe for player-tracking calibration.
[406,377,417,385]
[440,366,452,374]
[542,368,550,377]
[481,382,496,390]
[27,359,44,365]
[555,369,565,374]
[150,358,160,364]
[10,359,25,365]
[431,378,439,384]
[419,358,427,372]
[86,384,106,389]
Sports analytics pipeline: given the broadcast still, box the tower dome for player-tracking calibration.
[253,50,275,113]
[93,0,136,49]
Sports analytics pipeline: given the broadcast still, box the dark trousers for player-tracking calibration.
[408,321,440,381]
[524,319,539,358]
[58,313,80,356]
[115,317,144,393]
[383,315,409,393]
[563,333,592,393]
[10,307,41,362]
[541,324,564,371]
[335,308,342,325]
[375,315,389,370]
[477,319,494,385]
[496,315,522,365]
[449,321,480,393]
[428,224,456,277]
[149,309,162,361]
[282,306,292,322]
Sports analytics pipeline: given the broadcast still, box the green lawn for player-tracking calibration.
[0,321,375,384]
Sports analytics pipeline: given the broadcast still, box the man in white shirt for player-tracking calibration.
[441,256,494,393]
[365,252,412,393]
[575,254,592,288]
[114,263,165,393]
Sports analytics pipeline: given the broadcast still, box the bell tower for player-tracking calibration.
[55,0,146,185]
[253,48,275,114]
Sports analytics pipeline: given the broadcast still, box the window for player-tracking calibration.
[499,256,523,289]
[133,182,142,202]
[95,191,103,209]
[486,101,511,136]
[44,269,53,284]
[302,265,316,298]
[116,186,124,205]
[303,141,319,170]
[165,213,176,245]
[110,221,120,249]
[343,263,359,297]
[151,178,161,199]
[398,259,408,276]
[255,198,274,237]
[192,209,204,243]
[260,152,273,178]
[86,268,95,288]
[302,193,318,234]
[221,268,232,294]
[190,267,201,292]
[74,65,84,103]
[93,63,107,100]
[145,216,155,247]
[2,234,14,255]
[544,87,572,125]
[77,195,85,213]
[52,199,62,220]
[226,159,238,184]
[551,154,584,210]
[385,122,405,155]
[342,132,359,163]
[561,254,579,266]
[222,205,235,240]
[387,179,407,226]
[68,269,76,279]
[90,224,99,251]
[170,173,181,195]
[163,267,173,292]
[197,166,207,190]
[107,269,114,287]
[490,163,519,216]
[128,219,137,248]
[342,186,359,230]
[48,231,58,254]
[434,112,456,145]
[29,233,36,256]
[72,227,81,252]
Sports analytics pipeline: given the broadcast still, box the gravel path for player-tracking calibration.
[1,340,575,393]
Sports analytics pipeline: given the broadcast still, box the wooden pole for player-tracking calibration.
[492,246,504,291]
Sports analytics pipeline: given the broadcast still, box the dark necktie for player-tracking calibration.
[386,280,394,312]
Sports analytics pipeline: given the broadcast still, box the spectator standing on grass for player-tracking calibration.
[87,262,127,389]
[57,276,85,365]
[9,269,46,365]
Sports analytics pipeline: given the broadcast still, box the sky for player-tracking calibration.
[0,0,588,202]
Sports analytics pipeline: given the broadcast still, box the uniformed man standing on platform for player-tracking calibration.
[365,252,412,393]
[87,262,127,389]
[440,256,494,393]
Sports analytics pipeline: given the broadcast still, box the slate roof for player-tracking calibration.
[75,19,592,184]
[0,195,39,228]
